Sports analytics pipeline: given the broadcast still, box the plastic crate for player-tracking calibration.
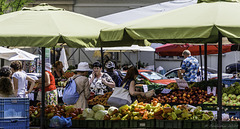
[210,121,239,129]
[156,120,182,129]
[87,120,104,128]
[226,111,240,118]
[129,120,155,128]
[71,120,87,128]
[0,118,29,129]
[222,79,240,87]
[183,120,210,129]
[0,98,29,118]
[104,120,129,128]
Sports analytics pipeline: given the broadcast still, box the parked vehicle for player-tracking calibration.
[164,67,233,80]
[120,69,176,85]
[225,63,240,74]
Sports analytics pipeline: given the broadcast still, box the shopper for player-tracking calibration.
[52,61,64,79]
[36,63,58,105]
[72,62,91,109]
[10,61,35,98]
[0,66,12,78]
[121,66,153,102]
[89,61,115,95]
[0,77,14,97]
[105,61,122,87]
[180,50,199,82]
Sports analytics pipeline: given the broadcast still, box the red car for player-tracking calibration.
[120,70,176,85]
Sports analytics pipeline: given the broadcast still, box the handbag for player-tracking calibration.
[107,82,132,108]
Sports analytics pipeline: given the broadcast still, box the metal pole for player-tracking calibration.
[67,48,78,61]
[41,47,46,129]
[217,32,222,129]
[101,47,104,72]
[204,43,208,83]
[52,47,55,65]
[154,52,156,72]
[80,48,93,63]
[199,46,203,81]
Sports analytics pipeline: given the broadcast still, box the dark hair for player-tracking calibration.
[54,61,62,67]
[122,66,138,83]
[0,77,14,96]
[0,66,12,77]
[92,61,102,68]
[10,61,22,71]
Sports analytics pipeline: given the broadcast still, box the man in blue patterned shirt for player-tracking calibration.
[180,50,199,82]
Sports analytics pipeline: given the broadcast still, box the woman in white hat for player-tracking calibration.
[36,63,58,105]
[72,62,91,109]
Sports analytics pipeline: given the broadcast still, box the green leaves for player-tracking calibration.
[0,0,33,15]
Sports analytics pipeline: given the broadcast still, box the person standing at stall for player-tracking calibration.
[72,62,91,109]
[105,61,122,87]
[89,61,115,95]
[37,63,58,105]
[180,50,199,82]
[52,61,64,79]
[10,61,36,98]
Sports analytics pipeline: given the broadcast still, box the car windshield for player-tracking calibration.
[140,71,164,80]
[199,67,218,74]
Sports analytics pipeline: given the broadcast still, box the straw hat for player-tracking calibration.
[75,62,91,72]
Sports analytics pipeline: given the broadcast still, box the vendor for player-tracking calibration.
[52,61,64,79]
[89,61,115,95]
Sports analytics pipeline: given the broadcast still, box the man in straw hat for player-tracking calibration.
[72,62,91,109]
[179,50,199,82]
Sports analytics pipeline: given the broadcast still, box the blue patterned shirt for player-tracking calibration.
[181,56,199,82]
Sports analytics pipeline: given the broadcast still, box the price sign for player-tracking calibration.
[161,88,172,94]
[176,79,188,89]
[143,85,148,92]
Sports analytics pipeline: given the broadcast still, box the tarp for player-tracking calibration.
[59,47,69,72]
[98,0,198,24]
[156,43,233,56]
[85,45,155,52]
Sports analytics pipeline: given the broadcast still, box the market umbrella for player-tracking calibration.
[0,47,17,60]
[155,43,233,56]
[100,0,240,124]
[8,48,38,61]
[0,3,115,48]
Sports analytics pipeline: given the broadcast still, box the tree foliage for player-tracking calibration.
[0,0,33,15]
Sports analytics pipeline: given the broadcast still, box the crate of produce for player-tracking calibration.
[104,120,129,128]
[129,120,155,128]
[183,120,210,129]
[72,120,88,128]
[226,111,240,118]
[87,120,104,128]
[0,98,29,118]
[210,121,239,129]
[156,120,182,129]
[0,118,29,129]
[222,78,240,87]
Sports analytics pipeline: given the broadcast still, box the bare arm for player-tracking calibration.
[36,72,51,88]
[13,77,18,96]
[25,76,36,94]
[180,69,185,73]
[129,81,145,97]
[102,78,115,88]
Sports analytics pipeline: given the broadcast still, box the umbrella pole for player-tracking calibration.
[204,43,208,83]
[154,52,156,71]
[101,47,104,72]
[41,47,46,129]
[52,47,55,65]
[199,46,203,81]
[217,32,222,128]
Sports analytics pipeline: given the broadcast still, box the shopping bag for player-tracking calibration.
[107,82,132,108]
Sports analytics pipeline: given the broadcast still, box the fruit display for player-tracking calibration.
[30,103,83,120]
[88,92,112,106]
[222,82,240,95]
[189,79,218,90]
[62,71,75,79]
[103,99,214,121]
[156,87,214,105]
[166,82,179,90]
[204,93,240,106]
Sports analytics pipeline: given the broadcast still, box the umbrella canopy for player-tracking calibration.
[156,43,233,56]
[8,48,38,61]
[100,1,240,44]
[0,3,115,47]
[85,45,155,52]
[0,47,17,60]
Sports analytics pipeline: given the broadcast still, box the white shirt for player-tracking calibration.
[12,71,27,98]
